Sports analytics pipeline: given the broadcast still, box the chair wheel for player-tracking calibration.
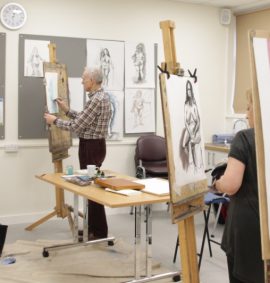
[108,240,114,246]
[173,274,181,282]
[42,249,49,257]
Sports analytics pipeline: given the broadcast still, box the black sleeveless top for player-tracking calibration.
[221,128,264,283]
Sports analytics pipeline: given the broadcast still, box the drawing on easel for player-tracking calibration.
[160,74,207,203]
[107,91,124,140]
[43,62,72,159]
[180,80,203,173]
[87,39,124,91]
[250,30,270,259]
[24,39,50,77]
[45,72,59,114]
[125,88,155,134]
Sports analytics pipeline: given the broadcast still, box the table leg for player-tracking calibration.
[73,194,79,242]
[135,205,142,280]
[83,198,88,242]
[145,204,152,277]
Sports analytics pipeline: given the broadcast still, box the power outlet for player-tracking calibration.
[5,144,19,153]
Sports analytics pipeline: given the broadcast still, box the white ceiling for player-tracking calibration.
[171,0,270,14]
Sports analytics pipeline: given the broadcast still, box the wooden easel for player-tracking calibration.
[159,20,204,283]
[25,44,75,232]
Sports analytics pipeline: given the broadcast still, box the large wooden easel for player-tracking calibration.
[159,20,206,283]
[25,44,75,232]
[249,30,270,282]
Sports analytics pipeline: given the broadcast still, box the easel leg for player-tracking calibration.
[25,210,57,231]
[179,216,200,283]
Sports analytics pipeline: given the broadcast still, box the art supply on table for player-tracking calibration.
[87,165,96,177]
[95,178,145,191]
[1,256,16,265]
[65,165,73,175]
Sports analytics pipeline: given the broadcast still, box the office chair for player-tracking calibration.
[135,134,168,179]
[130,134,168,215]
[173,192,230,269]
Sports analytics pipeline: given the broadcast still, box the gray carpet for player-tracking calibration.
[0,238,174,283]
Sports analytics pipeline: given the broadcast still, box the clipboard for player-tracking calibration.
[94,178,145,191]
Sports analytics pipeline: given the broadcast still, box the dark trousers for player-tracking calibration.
[79,138,108,238]
[0,224,8,257]
[227,256,246,283]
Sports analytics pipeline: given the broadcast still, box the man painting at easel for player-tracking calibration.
[214,89,264,283]
[44,67,112,241]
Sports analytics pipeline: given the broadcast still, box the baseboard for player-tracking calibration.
[0,203,169,225]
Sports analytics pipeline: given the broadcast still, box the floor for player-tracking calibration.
[4,209,229,283]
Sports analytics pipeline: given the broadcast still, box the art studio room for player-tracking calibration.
[1,0,270,283]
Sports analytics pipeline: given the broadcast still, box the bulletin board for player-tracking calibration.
[249,29,270,259]
[0,33,5,139]
[18,34,86,139]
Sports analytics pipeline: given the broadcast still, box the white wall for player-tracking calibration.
[0,0,229,224]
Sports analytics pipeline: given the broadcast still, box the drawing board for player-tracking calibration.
[43,62,72,159]
[249,29,270,259]
[159,73,207,210]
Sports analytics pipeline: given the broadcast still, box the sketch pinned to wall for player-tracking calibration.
[125,88,155,133]
[87,39,124,91]
[24,39,50,77]
[164,75,206,196]
[68,77,84,112]
[0,97,3,125]
[125,42,155,88]
[45,72,58,114]
[252,36,270,234]
[107,91,124,140]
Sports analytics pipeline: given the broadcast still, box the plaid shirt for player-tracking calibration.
[55,88,112,139]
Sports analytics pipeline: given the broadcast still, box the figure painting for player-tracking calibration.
[125,42,155,88]
[24,39,50,77]
[161,75,206,201]
[87,39,124,91]
[125,88,155,133]
[107,91,124,140]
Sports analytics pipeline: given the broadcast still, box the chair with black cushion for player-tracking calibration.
[135,134,168,179]
[130,134,168,215]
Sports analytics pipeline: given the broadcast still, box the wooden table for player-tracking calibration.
[36,172,179,283]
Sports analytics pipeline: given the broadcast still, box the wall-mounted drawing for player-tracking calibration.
[24,39,50,77]
[68,77,84,112]
[87,39,124,91]
[164,76,205,192]
[125,42,155,88]
[44,71,58,114]
[107,90,124,140]
[125,88,155,133]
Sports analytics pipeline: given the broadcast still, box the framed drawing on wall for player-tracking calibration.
[125,88,155,134]
[159,73,208,221]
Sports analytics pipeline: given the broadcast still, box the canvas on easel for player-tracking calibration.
[159,73,208,222]
[43,62,72,161]
[249,29,270,261]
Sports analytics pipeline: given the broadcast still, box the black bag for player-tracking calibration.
[0,224,8,257]
[211,162,228,224]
